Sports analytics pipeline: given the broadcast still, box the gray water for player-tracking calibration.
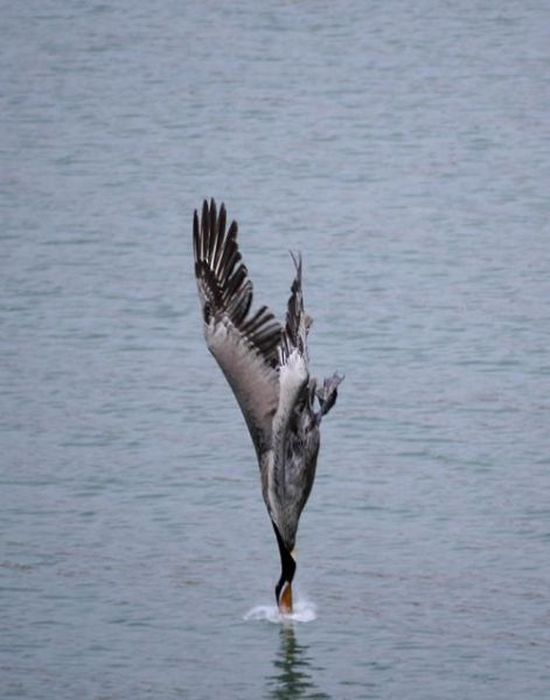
[1,1,550,698]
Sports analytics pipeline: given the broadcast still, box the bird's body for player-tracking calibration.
[193,199,342,612]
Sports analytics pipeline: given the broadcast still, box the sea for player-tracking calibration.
[1,1,549,698]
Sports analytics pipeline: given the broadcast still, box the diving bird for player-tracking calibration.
[193,199,342,614]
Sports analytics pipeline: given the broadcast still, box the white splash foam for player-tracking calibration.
[244,598,317,624]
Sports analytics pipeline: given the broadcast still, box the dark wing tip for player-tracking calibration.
[289,250,302,273]
[281,250,307,359]
[193,209,200,262]
[193,200,282,366]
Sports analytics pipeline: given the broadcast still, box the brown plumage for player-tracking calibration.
[193,199,343,612]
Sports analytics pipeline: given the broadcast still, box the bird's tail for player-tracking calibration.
[316,372,344,420]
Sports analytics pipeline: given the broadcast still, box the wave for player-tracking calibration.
[244,598,317,624]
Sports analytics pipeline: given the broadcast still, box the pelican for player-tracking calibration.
[193,199,342,614]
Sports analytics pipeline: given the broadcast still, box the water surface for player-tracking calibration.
[1,1,550,698]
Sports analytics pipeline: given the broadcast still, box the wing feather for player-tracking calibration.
[280,252,311,363]
[193,199,282,455]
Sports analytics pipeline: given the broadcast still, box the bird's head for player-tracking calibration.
[276,578,293,614]
[272,521,297,614]
[274,545,296,615]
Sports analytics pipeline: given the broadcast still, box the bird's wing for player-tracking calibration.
[193,199,282,457]
[275,254,311,432]
[267,254,312,532]
[280,252,311,364]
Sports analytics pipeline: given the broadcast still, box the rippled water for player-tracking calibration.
[1,1,549,698]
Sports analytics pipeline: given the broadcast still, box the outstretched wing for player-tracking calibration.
[267,253,313,537]
[274,253,311,436]
[193,199,282,457]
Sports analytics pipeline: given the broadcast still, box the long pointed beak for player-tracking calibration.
[279,581,293,615]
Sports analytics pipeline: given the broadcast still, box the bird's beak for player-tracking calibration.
[279,581,293,614]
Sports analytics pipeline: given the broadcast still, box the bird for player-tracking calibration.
[193,199,342,614]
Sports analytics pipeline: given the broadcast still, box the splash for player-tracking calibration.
[244,598,317,624]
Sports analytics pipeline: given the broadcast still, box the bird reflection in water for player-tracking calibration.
[267,625,331,700]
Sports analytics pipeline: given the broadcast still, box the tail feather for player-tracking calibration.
[316,372,344,420]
